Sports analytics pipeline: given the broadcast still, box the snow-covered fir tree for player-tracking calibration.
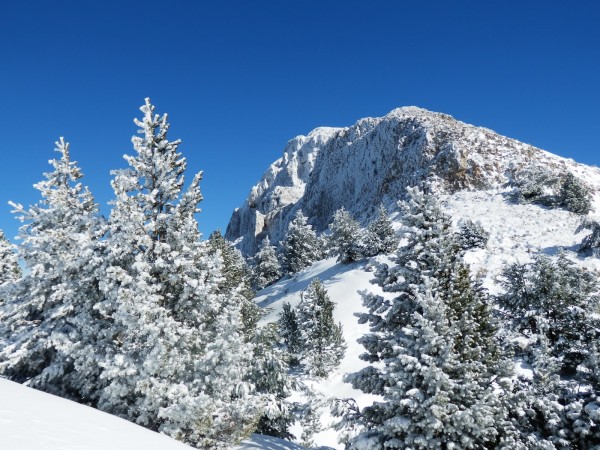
[559,172,592,215]
[252,236,282,290]
[296,279,345,377]
[512,167,560,206]
[577,218,600,256]
[347,187,512,449]
[455,218,489,251]
[247,323,294,441]
[329,207,364,264]
[278,302,302,365]
[0,138,105,401]
[280,210,323,274]
[499,254,600,446]
[207,229,259,340]
[0,230,20,288]
[95,99,260,449]
[362,204,398,256]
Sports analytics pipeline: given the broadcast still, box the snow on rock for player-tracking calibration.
[0,377,193,450]
[226,106,600,256]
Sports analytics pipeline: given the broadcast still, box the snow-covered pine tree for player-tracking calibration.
[347,187,512,449]
[499,253,600,446]
[95,99,259,449]
[207,230,259,340]
[247,323,294,440]
[280,210,323,274]
[559,172,592,215]
[363,204,399,256]
[329,207,364,263]
[0,230,20,287]
[577,218,600,256]
[0,138,105,401]
[512,166,560,206]
[278,302,302,365]
[296,279,345,377]
[252,236,282,290]
[456,218,489,251]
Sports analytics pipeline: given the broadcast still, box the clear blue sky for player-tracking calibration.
[1,1,598,241]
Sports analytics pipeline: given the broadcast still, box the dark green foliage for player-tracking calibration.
[252,236,282,290]
[280,211,323,274]
[208,230,259,339]
[456,219,489,251]
[296,279,346,378]
[577,218,600,257]
[278,302,301,364]
[347,187,512,449]
[512,168,592,215]
[363,204,399,256]
[559,172,592,215]
[248,324,294,441]
[329,207,363,263]
[512,167,560,206]
[499,254,599,372]
[499,254,600,446]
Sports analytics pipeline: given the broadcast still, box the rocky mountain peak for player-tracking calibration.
[226,107,597,256]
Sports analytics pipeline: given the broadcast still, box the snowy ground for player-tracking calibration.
[0,378,303,450]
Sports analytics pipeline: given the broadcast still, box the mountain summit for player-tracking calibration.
[226,107,598,256]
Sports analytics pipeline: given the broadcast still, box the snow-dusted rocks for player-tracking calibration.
[226,107,600,256]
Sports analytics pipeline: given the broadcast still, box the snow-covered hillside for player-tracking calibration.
[226,107,600,256]
[0,377,303,450]
[251,188,600,449]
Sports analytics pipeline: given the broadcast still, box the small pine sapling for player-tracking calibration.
[296,279,346,377]
[559,172,592,215]
[363,204,399,256]
[329,207,364,263]
[577,218,600,257]
[456,219,490,250]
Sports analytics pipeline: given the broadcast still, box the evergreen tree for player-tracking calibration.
[296,279,346,377]
[95,99,259,449]
[278,302,302,365]
[0,138,105,401]
[252,236,282,290]
[247,323,294,440]
[455,219,489,251]
[363,204,399,256]
[347,187,512,449]
[512,167,560,206]
[499,254,600,446]
[207,230,259,340]
[329,207,363,263]
[280,210,322,274]
[0,230,20,287]
[577,218,600,257]
[559,172,592,215]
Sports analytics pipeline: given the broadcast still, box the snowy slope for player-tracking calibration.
[226,107,600,256]
[0,377,303,450]
[0,377,194,450]
[251,188,600,449]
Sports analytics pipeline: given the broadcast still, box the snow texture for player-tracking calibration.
[0,377,304,450]
[0,377,194,450]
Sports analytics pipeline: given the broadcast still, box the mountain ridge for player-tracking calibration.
[226,107,600,255]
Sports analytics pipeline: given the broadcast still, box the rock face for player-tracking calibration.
[226,107,597,256]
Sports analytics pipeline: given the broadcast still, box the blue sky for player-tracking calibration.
[1,1,599,241]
